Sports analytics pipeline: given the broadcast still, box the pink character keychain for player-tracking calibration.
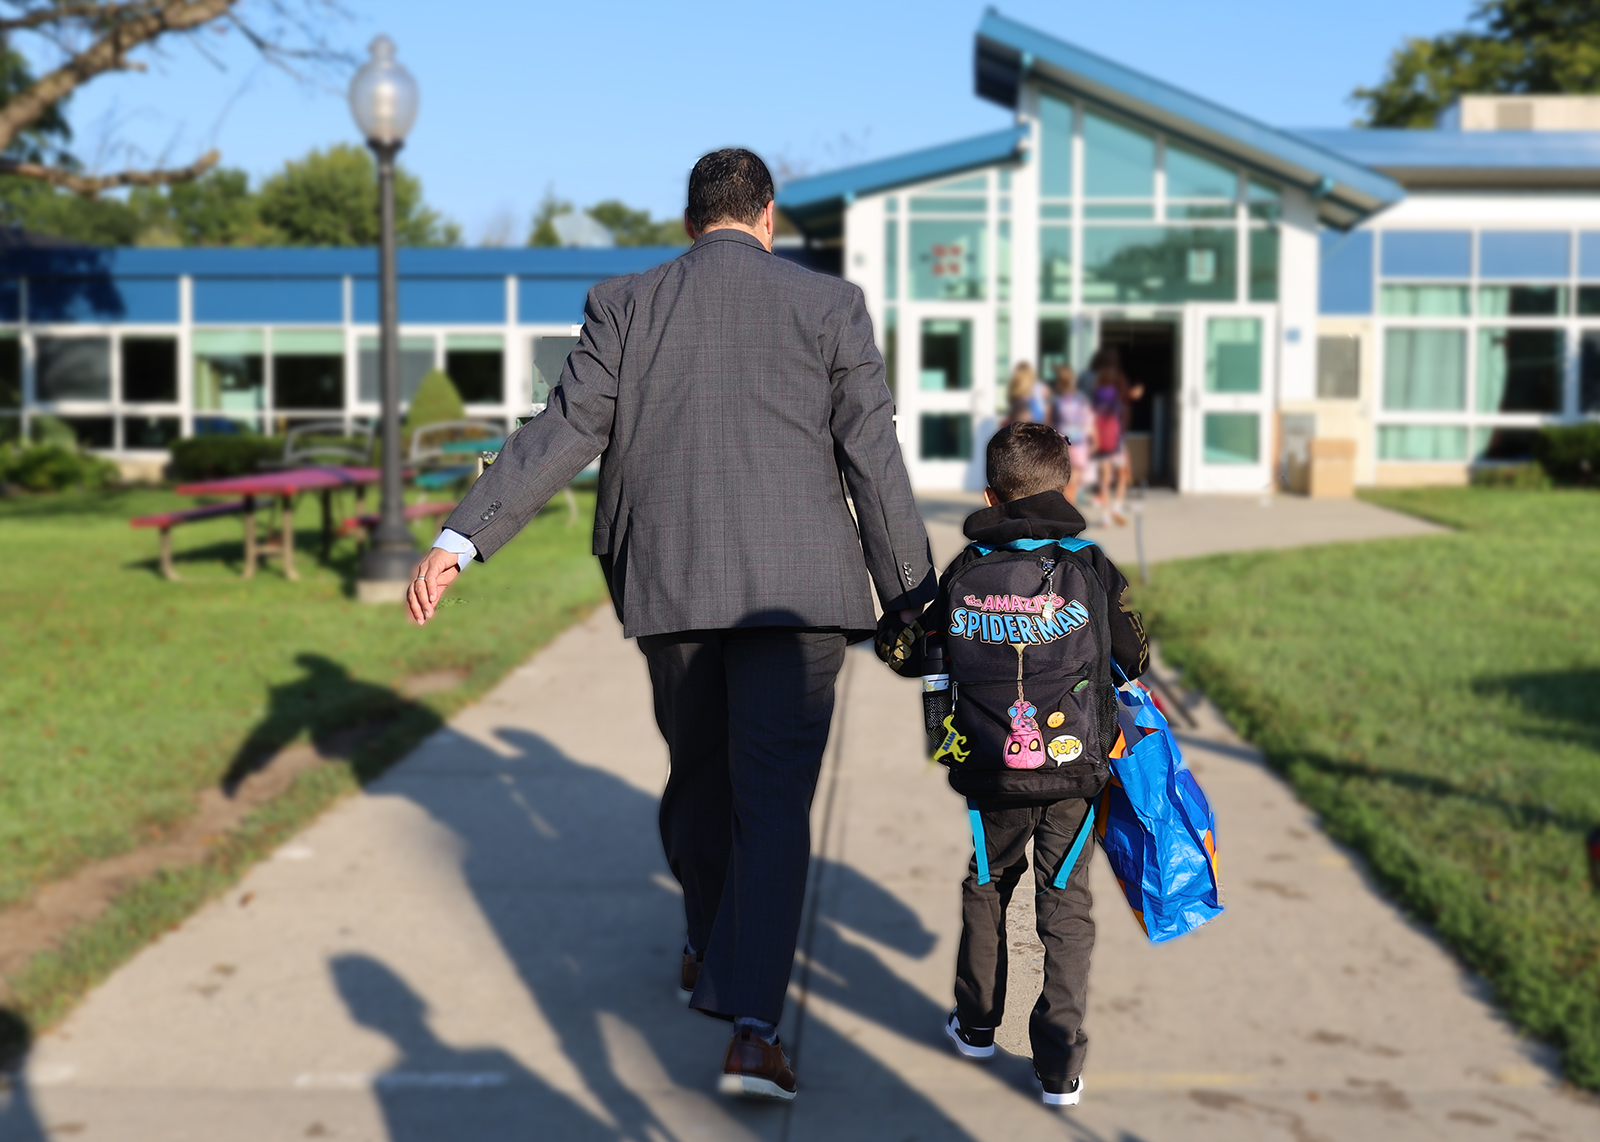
[1004,643,1044,769]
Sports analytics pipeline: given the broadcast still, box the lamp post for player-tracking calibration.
[349,35,420,600]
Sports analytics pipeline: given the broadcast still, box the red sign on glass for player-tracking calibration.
[930,242,966,277]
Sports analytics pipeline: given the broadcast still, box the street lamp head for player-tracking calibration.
[348,35,418,146]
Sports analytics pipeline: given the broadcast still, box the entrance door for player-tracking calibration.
[901,308,991,489]
[1099,320,1179,487]
[1181,306,1275,492]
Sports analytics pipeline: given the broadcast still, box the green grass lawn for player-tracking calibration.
[0,484,607,1047]
[1138,487,1600,1088]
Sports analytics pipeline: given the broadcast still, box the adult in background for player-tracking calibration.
[1048,363,1094,507]
[404,149,936,1101]
[1006,361,1048,424]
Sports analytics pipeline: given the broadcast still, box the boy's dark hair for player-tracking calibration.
[986,422,1073,502]
[686,148,775,233]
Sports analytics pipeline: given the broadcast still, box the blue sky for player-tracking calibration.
[43,0,1473,243]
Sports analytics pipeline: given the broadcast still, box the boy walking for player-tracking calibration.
[878,422,1147,1105]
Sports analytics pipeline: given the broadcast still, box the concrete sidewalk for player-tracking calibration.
[3,495,1595,1141]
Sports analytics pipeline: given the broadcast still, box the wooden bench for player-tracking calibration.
[338,500,458,545]
[130,500,250,581]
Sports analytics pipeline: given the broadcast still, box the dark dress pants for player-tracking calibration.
[638,627,847,1025]
[956,796,1096,1081]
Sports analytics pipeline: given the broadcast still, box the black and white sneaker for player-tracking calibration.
[944,1009,995,1059]
[1038,1072,1082,1107]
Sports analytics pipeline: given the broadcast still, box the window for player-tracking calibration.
[446,334,503,403]
[884,220,898,301]
[1474,427,1539,461]
[1478,285,1566,316]
[996,308,1010,403]
[193,330,264,430]
[1165,144,1234,200]
[1578,286,1600,316]
[0,417,16,444]
[1247,179,1281,222]
[36,337,110,401]
[272,330,344,410]
[1582,331,1600,412]
[1205,319,1261,394]
[530,334,578,405]
[1040,225,1071,302]
[1478,231,1569,279]
[883,308,897,402]
[123,416,181,449]
[1039,318,1071,383]
[1381,231,1472,279]
[1380,285,1470,316]
[121,337,177,403]
[359,335,435,404]
[1317,335,1359,399]
[0,335,18,409]
[1477,328,1563,412]
[1039,94,1073,197]
[1203,413,1259,464]
[919,413,972,460]
[1083,111,1154,198]
[57,416,113,449]
[1082,227,1235,303]
[920,319,971,391]
[997,219,1011,302]
[1378,425,1467,460]
[910,220,985,301]
[910,196,984,214]
[1250,227,1279,302]
[1383,329,1465,411]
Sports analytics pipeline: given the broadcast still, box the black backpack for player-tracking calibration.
[933,538,1117,802]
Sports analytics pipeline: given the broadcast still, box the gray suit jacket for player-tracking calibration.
[443,228,936,639]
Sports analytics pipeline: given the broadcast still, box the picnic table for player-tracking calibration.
[168,466,381,581]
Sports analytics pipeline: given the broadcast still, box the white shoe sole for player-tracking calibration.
[1040,1077,1083,1106]
[718,1072,796,1100]
[944,1017,995,1059]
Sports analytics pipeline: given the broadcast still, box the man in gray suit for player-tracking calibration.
[405,149,934,1099]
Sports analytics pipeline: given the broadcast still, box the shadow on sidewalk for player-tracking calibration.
[366,724,988,1140]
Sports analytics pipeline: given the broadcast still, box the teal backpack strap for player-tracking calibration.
[966,798,991,886]
[972,536,1097,557]
[1050,803,1097,890]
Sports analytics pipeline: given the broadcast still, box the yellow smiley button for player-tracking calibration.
[1047,711,1065,728]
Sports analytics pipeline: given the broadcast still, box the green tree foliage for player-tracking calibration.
[256,145,460,247]
[0,45,71,166]
[1355,0,1600,126]
[0,176,142,244]
[527,190,688,247]
[129,169,274,247]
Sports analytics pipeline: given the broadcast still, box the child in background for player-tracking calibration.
[1006,362,1049,424]
[1049,364,1094,508]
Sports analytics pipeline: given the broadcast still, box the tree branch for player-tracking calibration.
[0,148,219,195]
[0,0,239,157]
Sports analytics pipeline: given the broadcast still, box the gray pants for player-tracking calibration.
[956,797,1095,1081]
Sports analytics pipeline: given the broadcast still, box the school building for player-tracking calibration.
[3,10,1599,493]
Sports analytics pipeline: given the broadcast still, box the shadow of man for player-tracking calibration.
[221,653,433,796]
[371,724,986,1139]
[329,953,618,1141]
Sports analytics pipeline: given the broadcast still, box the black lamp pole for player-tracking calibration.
[360,139,418,585]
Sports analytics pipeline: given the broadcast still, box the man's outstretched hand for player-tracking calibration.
[406,548,462,626]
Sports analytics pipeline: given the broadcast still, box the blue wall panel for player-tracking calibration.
[352,276,505,323]
[1580,233,1600,279]
[30,275,179,323]
[1319,230,1373,314]
[193,277,342,323]
[518,276,592,323]
[1479,231,1570,279]
[1380,230,1472,279]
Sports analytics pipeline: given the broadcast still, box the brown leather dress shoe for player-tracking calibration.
[717,1029,797,1100]
[679,950,702,1004]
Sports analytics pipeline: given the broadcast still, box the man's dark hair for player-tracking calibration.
[687,148,775,233]
[986,422,1073,503]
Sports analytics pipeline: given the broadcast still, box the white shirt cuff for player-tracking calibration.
[433,528,477,572]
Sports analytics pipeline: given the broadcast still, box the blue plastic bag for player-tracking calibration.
[1094,665,1223,943]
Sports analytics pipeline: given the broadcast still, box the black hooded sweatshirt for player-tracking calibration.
[920,489,1148,681]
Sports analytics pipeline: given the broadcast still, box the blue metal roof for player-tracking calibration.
[0,245,683,277]
[776,126,1028,239]
[975,9,1402,226]
[1293,128,1600,188]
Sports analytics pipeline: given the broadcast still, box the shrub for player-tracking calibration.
[1533,424,1600,486]
[1469,462,1550,490]
[402,370,466,453]
[0,444,118,492]
[29,415,78,449]
[169,435,285,481]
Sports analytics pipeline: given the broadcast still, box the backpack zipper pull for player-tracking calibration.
[1039,557,1058,622]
